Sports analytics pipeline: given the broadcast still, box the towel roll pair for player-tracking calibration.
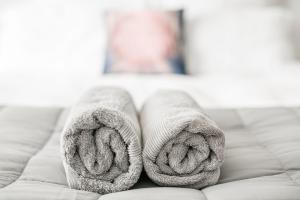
[61,87,225,194]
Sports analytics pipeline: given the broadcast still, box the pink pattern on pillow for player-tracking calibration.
[106,11,182,73]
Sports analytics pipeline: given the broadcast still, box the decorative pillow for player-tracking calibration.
[104,10,185,74]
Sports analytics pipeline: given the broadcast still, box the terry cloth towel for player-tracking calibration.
[61,87,142,194]
[140,90,225,188]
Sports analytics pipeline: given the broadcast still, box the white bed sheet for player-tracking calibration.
[1,70,300,109]
[94,71,300,109]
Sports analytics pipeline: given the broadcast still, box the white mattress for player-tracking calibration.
[1,105,300,199]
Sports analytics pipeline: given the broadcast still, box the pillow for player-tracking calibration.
[103,10,185,74]
[186,7,294,75]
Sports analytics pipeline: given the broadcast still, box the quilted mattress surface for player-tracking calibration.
[0,106,299,200]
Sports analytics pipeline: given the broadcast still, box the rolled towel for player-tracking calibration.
[61,87,142,194]
[140,90,225,188]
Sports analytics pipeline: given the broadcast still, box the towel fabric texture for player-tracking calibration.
[61,87,142,194]
[140,90,225,188]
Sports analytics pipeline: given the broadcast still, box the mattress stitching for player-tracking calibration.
[285,106,300,185]
[0,108,64,190]
[15,179,70,187]
[218,171,292,185]
[199,190,209,200]
[235,109,300,188]
[14,179,101,200]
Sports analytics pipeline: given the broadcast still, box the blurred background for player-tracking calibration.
[1,0,300,108]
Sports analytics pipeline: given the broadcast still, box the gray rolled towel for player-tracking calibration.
[61,87,142,194]
[140,90,225,188]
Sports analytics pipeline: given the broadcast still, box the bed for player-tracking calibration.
[1,1,300,199]
[0,105,299,200]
